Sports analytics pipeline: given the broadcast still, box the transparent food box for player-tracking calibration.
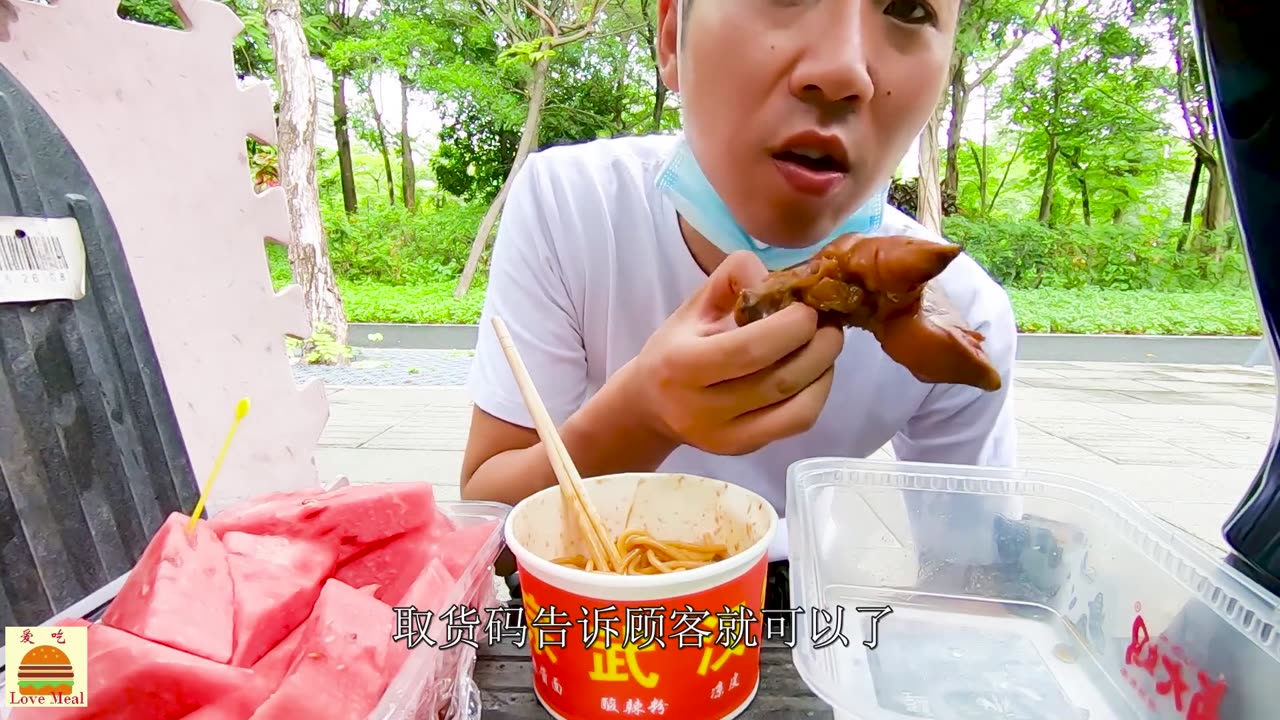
[374,498,510,720]
[786,458,1279,720]
[0,494,510,720]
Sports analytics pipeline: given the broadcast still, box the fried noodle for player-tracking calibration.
[552,529,730,574]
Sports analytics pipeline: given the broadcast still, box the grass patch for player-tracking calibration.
[332,281,1262,336]
[1008,288,1260,335]
[269,246,1260,335]
[339,279,488,325]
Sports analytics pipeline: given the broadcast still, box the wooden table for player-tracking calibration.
[473,637,836,719]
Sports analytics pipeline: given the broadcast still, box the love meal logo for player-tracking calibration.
[4,626,88,708]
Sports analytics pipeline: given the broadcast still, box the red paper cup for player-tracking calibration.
[504,472,778,720]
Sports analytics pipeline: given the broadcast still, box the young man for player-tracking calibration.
[462,0,1019,607]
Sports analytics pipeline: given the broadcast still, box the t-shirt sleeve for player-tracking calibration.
[466,154,588,429]
[890,284,1018,468]
[890,279,1020,566]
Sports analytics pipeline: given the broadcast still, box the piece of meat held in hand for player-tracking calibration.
[732,234,1003,391]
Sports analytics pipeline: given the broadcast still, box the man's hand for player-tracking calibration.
[618,250,844,456]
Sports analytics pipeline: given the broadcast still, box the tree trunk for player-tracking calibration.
[1182,153,1203,226]
[916,101,944,235]
[943,61,968,199]
[455,55,552,298]
[1079,174,1091,225]
[966,143,987,218]
[978,87,989,216]
[1038,137,1059,224]
[1202,157,1228,231]
[989,135,1021,215]
[612,52,627,131]
[363,82,396,205]
[652,72,667,129]
[648,33,666,128]
[398,76,416,211]
[639,0,665,129]
[265,0,349,353]
[332,70,358,213]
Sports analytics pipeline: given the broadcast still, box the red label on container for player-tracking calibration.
[1121,614,1228,720]
[515,556,769,719]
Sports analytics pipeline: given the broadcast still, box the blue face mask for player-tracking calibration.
[655,138,889,271]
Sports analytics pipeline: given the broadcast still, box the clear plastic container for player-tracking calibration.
[0,496,510,720]
[787,458,1280,720]
[372,499,510,720]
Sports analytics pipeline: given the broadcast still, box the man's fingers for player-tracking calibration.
[685,251,769,321]
[713,366,837,455]
[674,303,820,386]
[702,325,844,417]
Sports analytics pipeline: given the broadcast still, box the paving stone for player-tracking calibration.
[293,355,1277,551]
[1019,377,1170,392]
[314,447,464,486]
[1014,387,1139,404]
[1119,391,1273,408]
[1157,371,1276,386]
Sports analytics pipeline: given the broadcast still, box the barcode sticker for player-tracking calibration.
[0,216,87,304]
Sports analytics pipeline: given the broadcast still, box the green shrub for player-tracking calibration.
[265,197,489,289]
[945,217,1249,292]
[322,196,488,285]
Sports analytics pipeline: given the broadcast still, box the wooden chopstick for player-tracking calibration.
[490,316,625,573]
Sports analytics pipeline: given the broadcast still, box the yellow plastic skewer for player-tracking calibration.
[187,397,251,534]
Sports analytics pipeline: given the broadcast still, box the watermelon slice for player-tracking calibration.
[382,556,455,653]
[334,527,439,604]
[394,556,454,612]
[248,579,410,720]
[100,512,235,664]
[178,675,275,720]
[436,520,500,580]
[249,621,306,689]
[8,622,253,720]
[207,483,440,562]
[221,531,339,667]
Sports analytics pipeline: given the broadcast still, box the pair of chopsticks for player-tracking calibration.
[491,317,625,573]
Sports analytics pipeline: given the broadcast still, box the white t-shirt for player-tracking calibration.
[467,134,1019,563]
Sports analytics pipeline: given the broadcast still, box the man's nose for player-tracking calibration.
[790,10,875,110]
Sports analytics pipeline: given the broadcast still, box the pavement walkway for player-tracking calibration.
[305,353,1277,551]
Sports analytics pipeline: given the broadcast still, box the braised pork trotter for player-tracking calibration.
[732,234,1003,391]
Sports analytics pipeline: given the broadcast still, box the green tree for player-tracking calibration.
[941,0,1048,199]
[118,0,275,78]
[454,0,613,297]
[428,29,657,202]
[1001,0,1166,225]
[1135,0,1229,236]
[316,0,372,214]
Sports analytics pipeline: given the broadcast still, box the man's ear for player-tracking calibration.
[656,0,680,92]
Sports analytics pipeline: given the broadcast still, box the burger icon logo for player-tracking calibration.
[5,626,88,708]
[17,645,75,696]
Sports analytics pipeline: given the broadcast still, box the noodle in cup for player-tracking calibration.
[504,472,778,720]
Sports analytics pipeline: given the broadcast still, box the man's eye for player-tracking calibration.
[884,0,935,24]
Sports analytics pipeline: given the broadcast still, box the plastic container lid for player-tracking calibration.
[786,457,1279,720]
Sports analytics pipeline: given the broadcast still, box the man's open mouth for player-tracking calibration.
[772,150,848,174]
